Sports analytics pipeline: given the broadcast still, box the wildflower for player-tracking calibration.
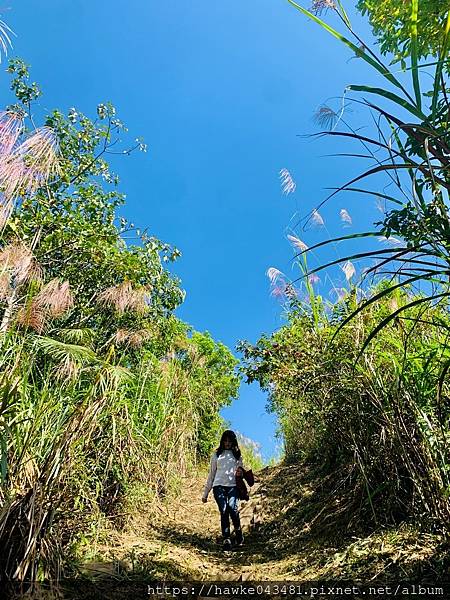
[341,261,356,281]
[0,202,12,230]
[308,273,320,285]
[0,19,14,61]
[375,199,385,213]
[378,236,403,247]
[54,357,80,382]
[339,208,352,226]
[271,283,287,298]
[16,126,60,180]
[0,126,60,199]
[279,168,296,195]
[311,209,324,227]
[0,157,25,200]
[16,302,47,333]
[0,243,40,284]
[113,328,152,348]
[287,234,308,252]
[0,271,11,300]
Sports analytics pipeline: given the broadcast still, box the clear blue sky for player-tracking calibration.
[3,1,387,461]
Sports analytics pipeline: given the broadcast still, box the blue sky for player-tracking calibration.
[3,1,388,461]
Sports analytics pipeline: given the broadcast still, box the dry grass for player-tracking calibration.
[59,460,448,599]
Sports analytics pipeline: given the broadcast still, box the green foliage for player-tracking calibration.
[5,59,183,330]
[240,287,450,530]
[281,0,450,534]
[0,61,240,581]
[356,0,449,64]
[287,0,450,364]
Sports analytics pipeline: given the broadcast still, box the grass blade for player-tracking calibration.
[356,292,448,360]
[348,84,425,119]
[431,10,450,115]
[410,0,422,111]
[287,0,410,95]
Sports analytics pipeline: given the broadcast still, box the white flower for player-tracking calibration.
[266,267,284,284]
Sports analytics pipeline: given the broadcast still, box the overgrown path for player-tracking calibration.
[87,466,281,581]
[85,463,447,585]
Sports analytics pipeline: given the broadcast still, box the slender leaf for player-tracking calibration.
[431,10,450,115]
[410,0,422,111]
[348,84,425,119]
[291,231,382,258]
[34,337,97,364]
[327,187,403,206]
[287,0,411,95]
[342,271,450,338]
[356,292,449,360]
[295,246,414,282]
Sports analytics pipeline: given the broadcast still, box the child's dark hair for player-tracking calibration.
[216,429,241,460]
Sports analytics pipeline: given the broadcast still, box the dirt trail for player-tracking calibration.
[86,463,447,586]
[87,465,292,582]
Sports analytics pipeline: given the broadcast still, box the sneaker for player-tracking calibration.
[235,528,244,546]
[223,537,232,551]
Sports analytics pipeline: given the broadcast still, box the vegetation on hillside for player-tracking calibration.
[0,60,240,582]
[240,285,449,531]
[240,0,450,538]
[0,0,448,589]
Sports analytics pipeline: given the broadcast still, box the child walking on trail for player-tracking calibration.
[202,430,245,551]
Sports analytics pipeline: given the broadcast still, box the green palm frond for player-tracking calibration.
[34,336,97,364]
[55,328,95,347]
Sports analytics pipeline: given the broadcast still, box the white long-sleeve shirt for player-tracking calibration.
[202,450,244,500]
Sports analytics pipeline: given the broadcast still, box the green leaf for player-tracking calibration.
[34,336,97,364]
[347,85,425,120]
[431,10,450,115]
[357,292,449,360]
[287,0,410,96]
[297,246,413,281]
[332,187,403,206]
[410,0,422,111]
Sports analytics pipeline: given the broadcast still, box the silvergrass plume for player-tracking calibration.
[313,104,339,130]
[98,281,149,314]
[311,0,336,16]
[340,208,352,226]
[342,260,356,281]
[287,234,308,252]
[266,267,284,285]
[279,168,296,195]
[311,209,325,227]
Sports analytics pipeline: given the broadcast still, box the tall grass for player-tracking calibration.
[0,323,237,582]
[242,0,449,532]
[240,286,450,531]
[0,60,242,584]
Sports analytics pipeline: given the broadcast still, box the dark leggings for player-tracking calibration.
[213,485,241,538]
